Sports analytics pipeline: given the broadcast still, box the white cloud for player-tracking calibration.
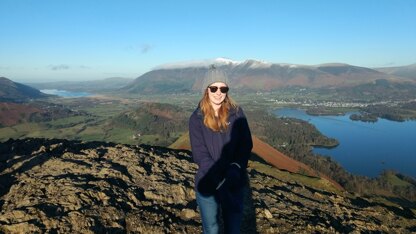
[140,44,153,54]
[49,64,70,71]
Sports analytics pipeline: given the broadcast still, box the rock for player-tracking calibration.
[1,222,41,234]
[181,208,198,220]
[32,145,47,155]
[264,209,273,219]
[0,138,415,233]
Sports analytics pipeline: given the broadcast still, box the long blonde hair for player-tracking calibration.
[199,89,238,132]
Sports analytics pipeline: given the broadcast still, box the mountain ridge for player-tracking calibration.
[375,63,416,80]
[123,59,416,94]
[0,77,48,102]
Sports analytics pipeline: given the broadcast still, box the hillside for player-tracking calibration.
[0,102,43,127]
[375,63,416,80]
[170,133,343,190]
[122,59,414,94]
[110,102,190,146]
[0,77,48,102]
[0,100,91,131]
[0,138,415,233]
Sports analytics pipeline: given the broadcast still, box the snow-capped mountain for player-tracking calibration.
[153,57,241,70]
[122,59,415,94]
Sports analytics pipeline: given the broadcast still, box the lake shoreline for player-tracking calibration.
[40,89,93,98]
[274,108,416,178]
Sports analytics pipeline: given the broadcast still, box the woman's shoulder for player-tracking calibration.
[230,105,246,117]
[190,106,203,120]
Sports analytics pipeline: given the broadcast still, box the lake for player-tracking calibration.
[41,89,92,98]
[274,108,416,178]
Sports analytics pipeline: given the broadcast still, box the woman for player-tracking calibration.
[189,66,253,234]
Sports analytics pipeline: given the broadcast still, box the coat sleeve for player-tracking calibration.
[233,108,253,169]
[189,113,214,174]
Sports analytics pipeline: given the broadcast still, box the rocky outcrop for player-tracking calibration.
[0,138,415,233]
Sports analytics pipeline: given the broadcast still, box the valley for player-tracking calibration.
[1,61,416,230]
[1,91,416,204]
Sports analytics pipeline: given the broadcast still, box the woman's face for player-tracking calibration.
[207,82,228,107]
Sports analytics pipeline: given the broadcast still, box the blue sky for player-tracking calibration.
[1,0,415,82]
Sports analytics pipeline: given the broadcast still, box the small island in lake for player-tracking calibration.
[350,113,378,122]
[305,107,346,116]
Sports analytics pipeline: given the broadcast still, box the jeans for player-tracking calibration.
[196,191,219,234]
[196,188,244,234]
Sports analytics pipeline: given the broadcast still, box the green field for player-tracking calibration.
[0,99,187,146]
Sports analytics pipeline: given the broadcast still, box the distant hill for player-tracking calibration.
[122,59,414,94]
[332,78,416,102]
[121,67,206,93]
[375,63,416,80]
[27,77,134,92]
[0,77,48,102]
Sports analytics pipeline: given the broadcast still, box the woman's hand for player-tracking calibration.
[225,163,242,190]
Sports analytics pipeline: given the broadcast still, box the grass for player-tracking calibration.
[81,105,127,117]
[168,132,189,149]
[386,173,413,187]
[0,118,99,141]
[77,126,107,141]
[104,127,136,144]
[0,127,19,140]
[248,160,341,194]
[0,123,41,140]
[46,116,89,127]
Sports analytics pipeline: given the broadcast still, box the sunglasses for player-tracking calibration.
[208,86,229,93]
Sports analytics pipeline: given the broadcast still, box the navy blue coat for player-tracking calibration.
[189,106,253,195]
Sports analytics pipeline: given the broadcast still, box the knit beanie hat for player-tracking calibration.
[201,65,229,93]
